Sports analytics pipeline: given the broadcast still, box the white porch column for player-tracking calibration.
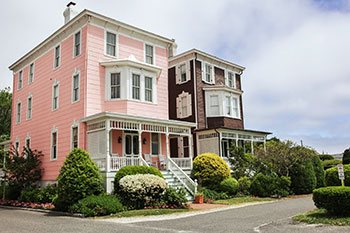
[138,123,142,165]
[218,132,222,157]
[264,136,267,152]
[188,134,193,169]
[106,120,110,172]
[251,140,254,155]
[166,127,170,169]
[235,134,238,146]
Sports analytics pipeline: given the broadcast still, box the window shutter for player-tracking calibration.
[224,70,228,86]
[186,60,191,81]
[212,66,215,84]
[176,96,181,118]
[187,93,192,116]
[201,61,205,81]
[175,65,179,84]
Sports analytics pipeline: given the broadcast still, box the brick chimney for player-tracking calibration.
[63,2,78,24]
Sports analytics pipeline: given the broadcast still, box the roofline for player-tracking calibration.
[195,127,271,135]
[80,111,197,128]
[169,48,245,71]
[9,9,175,70]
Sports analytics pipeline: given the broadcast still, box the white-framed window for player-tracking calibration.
[201,61,215,84]
[111,73,121,99]
[54,45,61,68]
[51,127,58,161]
[52,80,59,111]
[225,96,231,115]
[16,99,21,124]
[132,73,140,100]
[225,70,236,88]
[71,121,79,149]
[74,31,81,57]
[72,70,80,103]
[232,96,239,118]
[176,91,192,118]
[145,44,154,64]
[151,133,159,155]
[145,76,152,102]
[209,95,219,115]
[175,61,191,84]
[28,63,34,84]
[106,31,117,57]
[18,71,23,90]
[27,94,32,120]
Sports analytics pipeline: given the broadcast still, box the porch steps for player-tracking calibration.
[161,170,194,201]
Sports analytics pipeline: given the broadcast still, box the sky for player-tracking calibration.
[1,0,350,154]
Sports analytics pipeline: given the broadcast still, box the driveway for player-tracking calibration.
[1,196,349,233]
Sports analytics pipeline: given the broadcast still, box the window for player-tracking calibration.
[145,76,152,102]
[225,96,231,115]
[54,45,60,68]
[72,74,80,102]
[210,95,219,115]
[226,71,236,88]
[205,64,212,82]
[132,74,140,100]
[201,62,215,84]
[151,133,159,155]
[145,44,153,64]
[125,134,139,155]
[74,31,81,57]
[71,126,78,149]
[52,82,59,110]
[15,141,19,152]
[18,71,23,89]
[232,97,239,118]
[176,61,191,84]
[26,138,30,149]
[106,32,116,56]
[29,63,34,84]
[111,73,120,99]
[16,100,21,124]
[176,92,192,118]
[180,64,186,82]
[51,131,57,160]
[27,96,32,120]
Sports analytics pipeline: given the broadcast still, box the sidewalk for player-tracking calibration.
[189,203,228,210]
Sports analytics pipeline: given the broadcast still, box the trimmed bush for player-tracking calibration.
[114,165,163,192]
[318,154,334,161]
[238,177,251,195]
[325,164,350,186]
[192,153,230,188]
[343,148,350,165]
[219,177,239,196]
[18,185,58,203]
[311,156,326,188]
[313,186,350,216]
[201,187,229,201]
[161,188,188,207]
[290,161,316,194]
[119,174,167,209]
[322,159,341,168]
[55,149,104,211]
[69,195,123,217]
[250,173,291,197]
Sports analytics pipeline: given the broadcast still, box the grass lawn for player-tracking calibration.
[293,209,350,226]
[97,208,195,218]
[212,196,275,205]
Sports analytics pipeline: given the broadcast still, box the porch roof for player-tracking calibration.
[195,127,271,136]
[81,111,197,128]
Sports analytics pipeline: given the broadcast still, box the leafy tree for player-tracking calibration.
[290,161,316,194]
[342,148,350,165]
[318,154,335,161]
[0,87,12,142]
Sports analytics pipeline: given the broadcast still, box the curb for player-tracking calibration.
[0,205,84,217]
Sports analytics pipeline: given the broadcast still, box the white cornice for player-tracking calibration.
[202,86,243,95]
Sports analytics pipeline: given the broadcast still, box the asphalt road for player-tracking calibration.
[1,196,349,233]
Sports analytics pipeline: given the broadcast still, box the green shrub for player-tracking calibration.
[325,164,350,186]
[313,186,350,216]
[161,188,188,207]
[290,161,316,194]
[311,156,326,188]
[343,148,350,165]
[201,187,229,201]
[40,185,58,203]
[114,165,163,192]
[318,154,334,161]
[250,173,291,197]
[219,177,239,196]
[69,195,123,217]
[118,174,167,209]
[238,177,251,195]
[18,185,57,203]
[192,153,230,188]
[322,159,341,168]
[55,149,104,211]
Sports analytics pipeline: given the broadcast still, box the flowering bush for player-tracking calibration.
[144,201,190,209]
[118,174,167,209]
[161,188,188,208]
[0,200,55,210]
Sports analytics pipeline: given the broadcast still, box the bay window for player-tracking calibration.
[132,74,140,100]
[111,73,120,99]
[145,76,152,102]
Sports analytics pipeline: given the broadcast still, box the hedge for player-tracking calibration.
[290,161,316,194]
[322,159,341,168]
[219,177,239,196]
[250,173,290,198]
[313,186,350,216]
[325,164,350,186]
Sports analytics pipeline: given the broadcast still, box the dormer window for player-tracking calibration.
[106,32,116,57]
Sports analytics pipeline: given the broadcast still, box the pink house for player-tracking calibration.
[9,4,196,194]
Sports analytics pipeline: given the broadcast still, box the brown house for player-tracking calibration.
[168,49,270,162]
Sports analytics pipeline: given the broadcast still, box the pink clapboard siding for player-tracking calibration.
[11,26,88,181]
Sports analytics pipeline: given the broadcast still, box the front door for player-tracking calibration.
[124,132,139,156]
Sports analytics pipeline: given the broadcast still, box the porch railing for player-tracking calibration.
[167,158,197,196]
[93,157,106,171]
[110,156,149,171]
[171,158,192,170]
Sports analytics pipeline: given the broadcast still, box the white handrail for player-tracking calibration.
[139,156,149,167]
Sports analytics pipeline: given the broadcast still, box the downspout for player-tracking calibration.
[193,56,198,129]
[83,16,90,151]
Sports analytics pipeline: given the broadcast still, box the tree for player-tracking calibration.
[0,87,12,142]
[342,148,350,165]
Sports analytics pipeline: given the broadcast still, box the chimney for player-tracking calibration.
[63,2,78,24]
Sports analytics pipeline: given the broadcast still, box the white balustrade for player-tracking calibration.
[109,156,149,171]
[171,158,192,170]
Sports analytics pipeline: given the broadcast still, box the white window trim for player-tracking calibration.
[200,61,215,84]
[25,134,31,149]
[18,70,23,90]
[73,30,82,58]
[176,91,192,119]
[104,30,118,58]
[175,60,191,85]
[105,67,123,101]
[71,68,80,103]
[225,69,237,89]
[50,126,58,161]
[26,93,33,120]
[150,133,161,156]
[28,63,34,84]
[144,76,153,102]
[16,99,22,124]
[144,43,155,65]
[71,120,79,150]
[53,44,61,69]
[205,90,241,119]
[52,80,60,111]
